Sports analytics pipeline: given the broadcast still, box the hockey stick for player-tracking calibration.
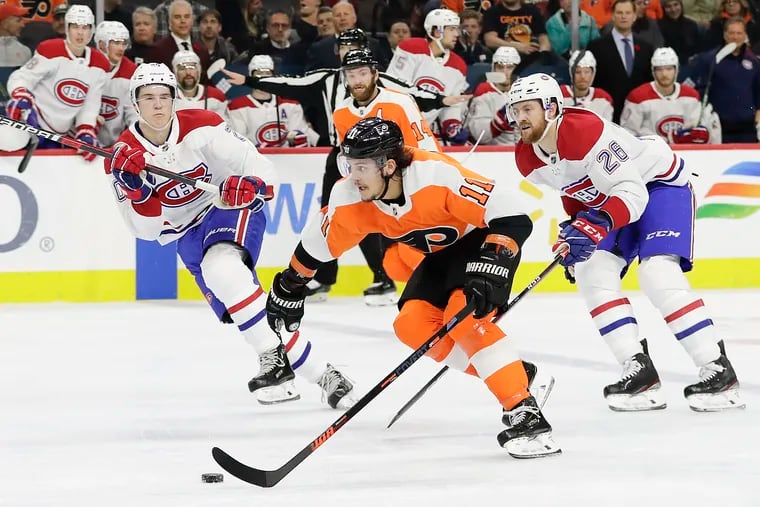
[699,42,737,122]
[212,302,476,488]
[0,115,219,194]
[386,245,568,428]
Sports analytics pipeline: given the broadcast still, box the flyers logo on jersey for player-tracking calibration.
[415,77,445,94]
[656,115,685,138]
[100,96,120,121]
[154,162,211,207]
[256,121,287,147]
[55,79,89,107]
[393,226,459,253]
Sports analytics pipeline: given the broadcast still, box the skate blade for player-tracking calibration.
[606,389,667,412]
[256,381,300,405]
[504,432,562,459]
[687,388,746,412]
[306,292,329,303]
[364,293,399,307]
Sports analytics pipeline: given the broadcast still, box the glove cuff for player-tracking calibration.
[11,88,34,101]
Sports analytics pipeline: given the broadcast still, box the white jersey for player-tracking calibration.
[98,56,138,147]
[7,38,109,134]
[387,38,468,134]
[0,36,32,67]
[227,94,319,148]
[175,85,229,120]
[560,85,614,122]
[466,81,517,145]
[107,109,277,245]
[620,82,721,144]
[515,107,688,229]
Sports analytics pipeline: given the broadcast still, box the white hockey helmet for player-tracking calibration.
[65,5,95,44]
[651,47,679,74]
[508,73,564,121]
[248,54,274,75]
[130,62,178,106]
[569,50,596,71]
[94,21,130,54]
[492,46,521,67]
[424,8,460,39]
[172,49,201,71]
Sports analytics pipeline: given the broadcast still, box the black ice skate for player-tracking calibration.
[318,363,357,409]
[502,361,555,425]
[363,278,398,307]
[304,280,331,303]
[604,339,666,412]
[497,396,561,459]
[684,342,744,411]
[248,343,300,405]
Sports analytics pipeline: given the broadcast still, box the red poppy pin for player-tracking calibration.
[634,44,641,51]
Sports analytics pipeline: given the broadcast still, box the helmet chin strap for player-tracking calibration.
[374,174,392,200]
[536,110,560,144]
[137,103,175,133]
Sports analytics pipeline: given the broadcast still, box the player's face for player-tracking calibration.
[653,66,676,87]
[440,25,460,49]
[573,66,594,91]
[493,62,516,83]
[345,67,377,102]
[136,84,174,128]
[511,99,547,144]
[176,63,199,91]
[67,23,92,50]
[107,39,128,63]
[345,157,387,201]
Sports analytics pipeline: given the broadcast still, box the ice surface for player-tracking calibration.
[1,290,758,506]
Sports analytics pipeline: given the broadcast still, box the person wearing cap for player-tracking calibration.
[171,49,228,119]
[0,1,31,66]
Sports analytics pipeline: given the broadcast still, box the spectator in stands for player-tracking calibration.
[198,10,238,64]
[243,10,309,74]
[172,49,229,118]
[316,6,336,38]
[126,7,156,65]
[682,0,723,27]
[149,0,211,80]
[621,47,721,143]
[603,0,665,47]
[104,0,133,35]
[587,0,655,122]
[19,3,66,53]
[217,0,265,53]
[293,0,321,43]
[154,0,207,39]
[692,17,760,142]
[561,50,615,120]
[455,9,491,63]
[466,46,520,144]
[482,0,552,67]
[546,0,600,57]
[659,0,701,63]
[94,21,137,147]
[0,1,31,67]
[706,0,760,48]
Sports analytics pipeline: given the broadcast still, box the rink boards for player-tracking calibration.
[0,146,759,303]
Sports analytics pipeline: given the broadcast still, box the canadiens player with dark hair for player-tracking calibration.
[265,117,562,458]
[508,73,743,412]
[104,62,357,410]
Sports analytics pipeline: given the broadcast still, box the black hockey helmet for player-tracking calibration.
[341,47,378,71]
[337,27,368,47]
[341,117,404,160]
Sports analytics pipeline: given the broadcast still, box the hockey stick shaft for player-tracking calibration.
[212,302,476,488]
[16,135,38,174]
[699,42,737,121]
[0,115,218,194]
[386,245,569,428]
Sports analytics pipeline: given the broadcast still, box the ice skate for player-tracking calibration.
[684,343,744,411]
[304,280,331,303]
[604,340,666,412]
[363,278,398,307]
[248,343,300,405]
[502,361,555,425]
[497,396,561,459]
[318,363,357,409]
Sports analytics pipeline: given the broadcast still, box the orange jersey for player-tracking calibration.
[293,148,529,273]
[333,87,441,152]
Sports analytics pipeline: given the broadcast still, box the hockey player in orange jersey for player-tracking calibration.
[265,117,561,458]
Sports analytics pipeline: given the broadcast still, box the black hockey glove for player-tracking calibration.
[266,269,308,333]
[463,234,519,319]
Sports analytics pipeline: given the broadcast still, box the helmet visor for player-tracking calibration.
[337,153,385,178]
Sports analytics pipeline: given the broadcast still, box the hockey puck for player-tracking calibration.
[201,473,224,483]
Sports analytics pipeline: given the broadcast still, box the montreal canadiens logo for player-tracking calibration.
[415,77,445,94]
[656,115,684,137]
[155,162,211,207]
[55,79,89,106]
[100,96,119,121]
[256,121,288,146]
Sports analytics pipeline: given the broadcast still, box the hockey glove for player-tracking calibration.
[442,119,470,145]
[489,105,510,138]
[286,130,308,147]
[111,143,154,202]
[75,124,99,162]
[217,175,271,212]
[672,126,709,144]
[6,88,39,126]
[463,234,519,319]
[554,211,610,267]
[266,269,308,332]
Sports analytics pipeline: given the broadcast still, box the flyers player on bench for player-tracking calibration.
[265,117,562,458]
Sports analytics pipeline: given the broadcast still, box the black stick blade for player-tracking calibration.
[212,447,282,488]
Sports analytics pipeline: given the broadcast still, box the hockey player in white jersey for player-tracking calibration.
[560,50,614,121]
[508,73,743,412]
[105,63,357,408]
[465,46,520,146]
[386,8,470,145]
[94,21,138,147]
[227,55,318,148]
[621,47,721,144]
[172,50,229,120]
[6,5,108,161]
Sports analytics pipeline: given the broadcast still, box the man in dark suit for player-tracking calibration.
[587,0,654,123]
[148,0,210,82]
